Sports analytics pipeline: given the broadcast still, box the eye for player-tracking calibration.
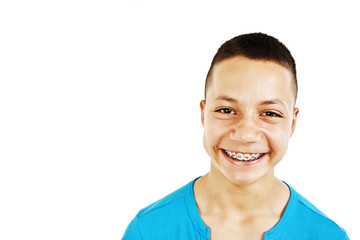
[216,108,235,115]
[261,111,283,118]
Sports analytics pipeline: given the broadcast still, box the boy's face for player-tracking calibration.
[201,56,299,186]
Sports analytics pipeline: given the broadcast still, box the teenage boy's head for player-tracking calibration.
[200,33,299,185]
[204,33,297,103]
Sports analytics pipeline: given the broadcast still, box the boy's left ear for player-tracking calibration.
[290,108,299,137]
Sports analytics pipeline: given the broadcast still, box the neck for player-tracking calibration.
[194,167,289,218]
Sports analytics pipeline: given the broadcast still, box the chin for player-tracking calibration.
[212,160,276,187]
[226,172,264,186]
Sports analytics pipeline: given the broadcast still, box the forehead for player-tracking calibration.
[208,56,295,106]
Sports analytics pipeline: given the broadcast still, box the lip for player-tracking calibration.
[221,148,267,166]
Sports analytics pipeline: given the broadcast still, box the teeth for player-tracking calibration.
[224,150,263,161]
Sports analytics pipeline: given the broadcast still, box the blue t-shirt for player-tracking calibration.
[122,178,349,240]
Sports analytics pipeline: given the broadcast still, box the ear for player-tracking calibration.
[290,107,299,137]
[200,100,206,127]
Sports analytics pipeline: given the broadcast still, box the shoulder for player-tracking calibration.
[122,178,208,239]
[286,184,349,239]
[137,180,190,219]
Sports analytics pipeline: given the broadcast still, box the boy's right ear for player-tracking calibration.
[200,100,206,127]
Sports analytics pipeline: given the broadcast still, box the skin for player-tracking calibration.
[194,56,299,240]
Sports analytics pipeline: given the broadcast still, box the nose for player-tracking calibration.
[229,115,261,143]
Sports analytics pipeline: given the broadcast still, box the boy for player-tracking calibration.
[122,33,349,239]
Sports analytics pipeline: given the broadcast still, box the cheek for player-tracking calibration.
[203,118,228,150]
[263,123,291,154]
[202,127,216,158]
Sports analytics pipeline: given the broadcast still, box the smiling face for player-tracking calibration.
[201,56,299,186]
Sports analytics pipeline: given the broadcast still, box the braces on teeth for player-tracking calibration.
[224,150,263,161]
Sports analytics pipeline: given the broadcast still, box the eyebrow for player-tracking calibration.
[259,100,286,107]
[214,96,286,107]
[215,95,238,102]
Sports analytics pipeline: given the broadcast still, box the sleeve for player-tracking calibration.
[122,215,143,240]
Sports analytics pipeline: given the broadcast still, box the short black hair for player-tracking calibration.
[205,33,297,101]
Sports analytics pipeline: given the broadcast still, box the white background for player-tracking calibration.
[0,1,359,239]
